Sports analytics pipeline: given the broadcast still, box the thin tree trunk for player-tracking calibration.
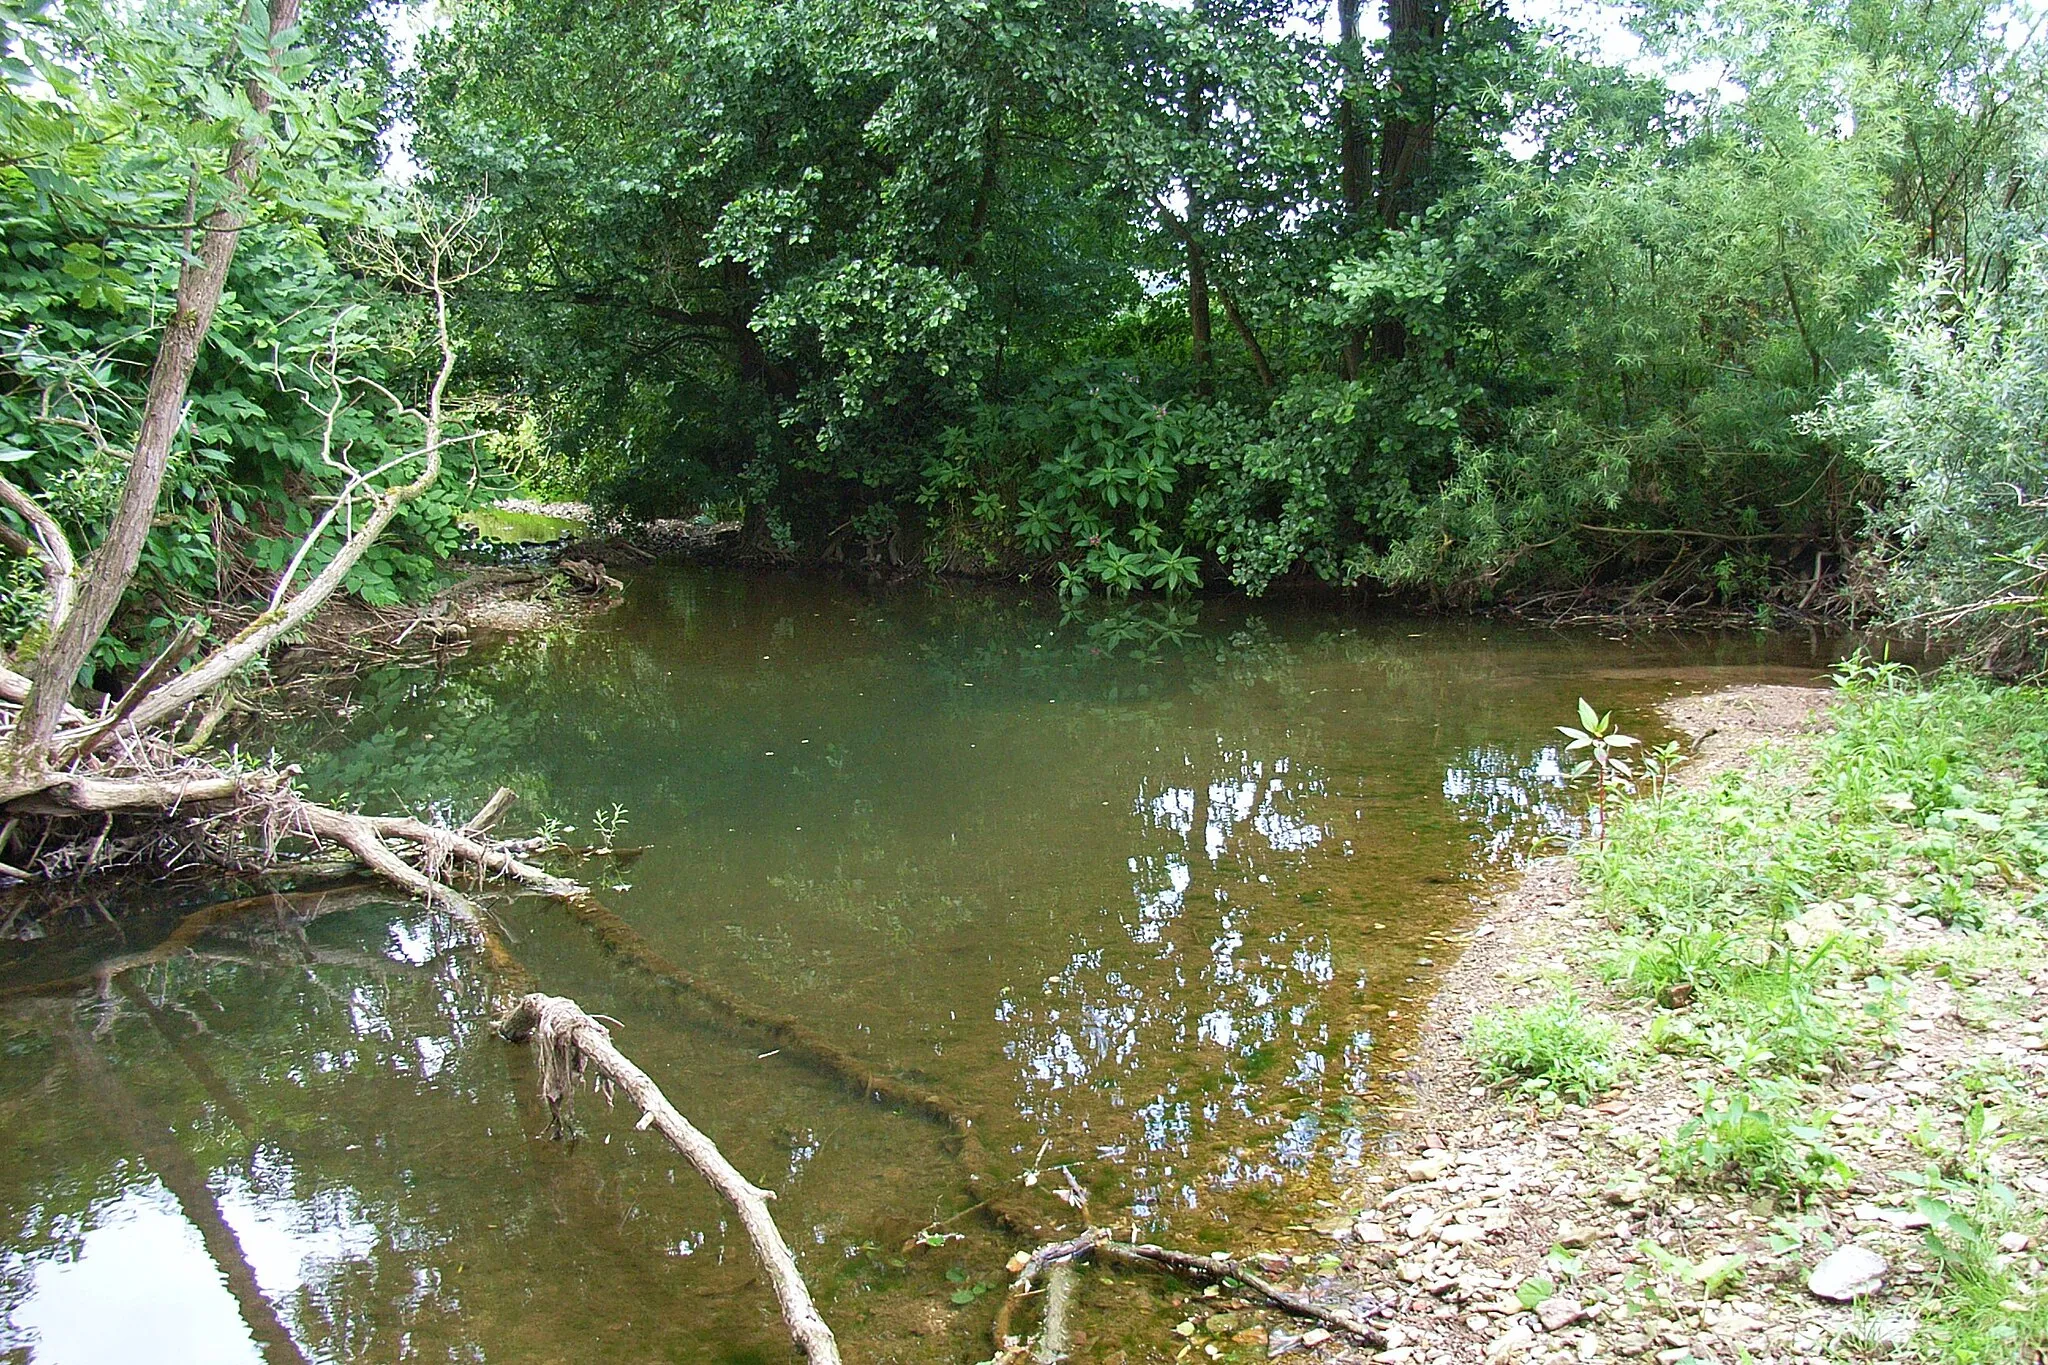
[1186,66,1214,395]
[1219,288,1276,388]
[10,0,302,767]
[960,112,1003,272]
[1337,0,1368,378]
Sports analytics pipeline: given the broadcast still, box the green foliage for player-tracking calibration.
[1661,1080,1849,1199]
[1813,226,2048,671]
[1586,662,2048,1080]
[0,0,496,678]
[1464,989,1624,1103]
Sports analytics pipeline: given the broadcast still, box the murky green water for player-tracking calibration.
[0,570,1835,1363]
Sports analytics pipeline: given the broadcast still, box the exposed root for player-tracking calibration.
[0,714,584,930]
[497,993,842,1365]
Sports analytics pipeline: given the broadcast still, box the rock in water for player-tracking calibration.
[1807,1246,1888,1301]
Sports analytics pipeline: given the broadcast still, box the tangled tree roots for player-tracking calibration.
[0,669,588,924]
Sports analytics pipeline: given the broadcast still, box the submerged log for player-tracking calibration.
[546,894,1067,1238]
[496,992,842,1365]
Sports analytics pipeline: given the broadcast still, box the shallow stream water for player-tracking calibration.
[0,570,1835,1363]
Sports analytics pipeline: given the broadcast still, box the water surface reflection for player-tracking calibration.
[0,572,1834,1362]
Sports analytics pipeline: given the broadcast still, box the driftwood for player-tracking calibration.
[556,558,623,595]
[496,993,842,1365]
[989,1227,1387,1362]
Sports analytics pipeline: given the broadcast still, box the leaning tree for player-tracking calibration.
[0,0,576,913]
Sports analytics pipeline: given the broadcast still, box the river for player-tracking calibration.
[0,569,1835,1363]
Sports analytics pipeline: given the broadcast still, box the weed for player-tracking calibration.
[1661,1082,1849,1201]
[1465,990,1624,1103]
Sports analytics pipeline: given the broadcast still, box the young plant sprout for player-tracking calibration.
[1558,698,1639,841]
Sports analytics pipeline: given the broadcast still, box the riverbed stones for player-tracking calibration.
[1807,1245,1889,1301]
[1535,1297,1588,1332]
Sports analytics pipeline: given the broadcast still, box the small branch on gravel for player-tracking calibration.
[496,993,843,1365]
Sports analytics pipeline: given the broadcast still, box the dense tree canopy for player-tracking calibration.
[401,0,2045,612]
[2,0,2044,672]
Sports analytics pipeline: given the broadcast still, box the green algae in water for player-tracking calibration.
[0,570,1836,1363]
[459,506,583,544]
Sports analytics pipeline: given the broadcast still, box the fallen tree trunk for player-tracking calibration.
[496,993,842,1365]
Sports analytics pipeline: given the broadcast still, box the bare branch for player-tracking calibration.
[122,201,487,737]
[0,474,77,632]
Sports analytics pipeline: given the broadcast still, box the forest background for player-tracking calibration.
[2,0,2045,693]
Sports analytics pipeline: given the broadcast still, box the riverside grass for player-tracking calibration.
[1454,661,2048,1363]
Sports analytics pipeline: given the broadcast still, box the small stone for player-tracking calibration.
[1354,1220,1388,1243]
[1437,1223,1485,1246]
[1808,1245,1888,1302]
[1537,1298,1588,1332]
[1605,1180,1650,1205]
[1300,1328,1332,1347]
[1405,1156,1453,1181]
[1554,1221,1602,1248]
[1487,1325,1538,1361]
[1999,1231,2033,1253]
[1205,1313,1240,1334]
[1405,1206,1442,1240]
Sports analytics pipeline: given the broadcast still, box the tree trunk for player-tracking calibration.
[1337,0,1368,378]
[9,0,302,769]
[1186,67,1214,395]
[1369,0,1445,363]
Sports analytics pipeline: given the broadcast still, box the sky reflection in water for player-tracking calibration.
[0,570,1833,1363]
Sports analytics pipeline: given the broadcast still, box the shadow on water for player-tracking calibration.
[0,569,1842,1363]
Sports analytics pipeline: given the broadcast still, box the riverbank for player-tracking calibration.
[1280,670,2048,1365]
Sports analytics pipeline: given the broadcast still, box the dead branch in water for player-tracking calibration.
[546,894,1070,1239]
[496,992,842,1365]
[988,1228,1388,1362]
